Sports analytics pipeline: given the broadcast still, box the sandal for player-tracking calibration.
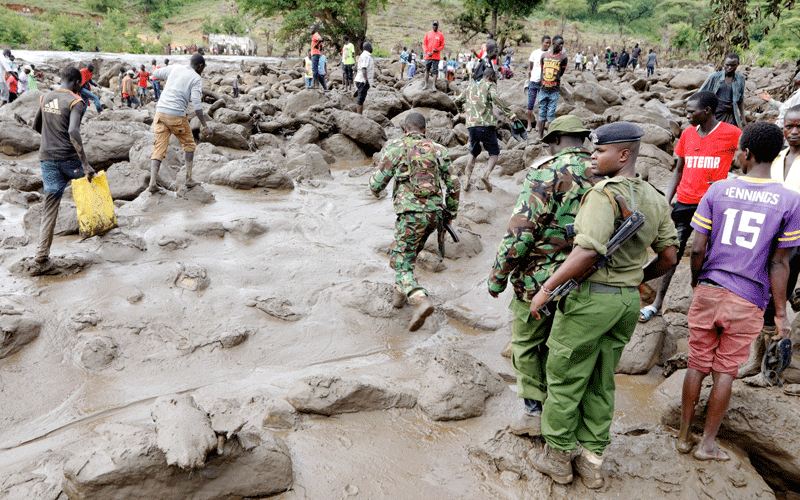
[639,305,659,323]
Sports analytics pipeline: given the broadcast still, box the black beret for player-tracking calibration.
[590,122,645,145]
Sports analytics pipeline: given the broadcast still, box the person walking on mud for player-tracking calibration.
[489,115,602,437]
[455,66,517,192]
[677,122,800,461]
[148,53,212,193]
[32,66,95,266]
[369,112,460,332]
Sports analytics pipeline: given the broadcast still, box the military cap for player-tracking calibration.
[590,122,645,145]
[542,115,591,143]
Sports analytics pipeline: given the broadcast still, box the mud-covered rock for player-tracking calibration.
[105,161,149,201]
[321,133,370,163]
[616,316,668,374]
[79,336,119,370]
[83,120,150,169]
[668,69,708,90]
[209,157,293,190]
[418,348,506,421]
[9,254,96,277]
[334,110,387,151]
[0,312,42,360]
[0,120,40,156]
[23,200,79,238]
[286,375,416,415]
[151,394,217,469]
[401,80,457,113]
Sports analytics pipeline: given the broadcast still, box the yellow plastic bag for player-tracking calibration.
[72,171,118,239]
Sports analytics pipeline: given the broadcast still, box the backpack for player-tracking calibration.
[405,138,441,198]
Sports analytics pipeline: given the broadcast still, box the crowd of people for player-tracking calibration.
[11,19,800,490]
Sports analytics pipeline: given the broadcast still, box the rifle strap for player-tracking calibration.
[602,188,619,218]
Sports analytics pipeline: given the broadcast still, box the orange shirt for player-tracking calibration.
[311,33,322,56]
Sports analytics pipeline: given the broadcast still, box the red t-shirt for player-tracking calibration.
[136,71,149,87]
[6,75,17,93]
[423,30,445,60]
[311,33,322,56]
[675,121,742,204]
[80,68,92,86]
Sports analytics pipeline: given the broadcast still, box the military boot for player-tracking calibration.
[738,325,774,378]
[393,288,406,308]
[408,294,434,332]
[574,447,604,489]
[530,444,573,484]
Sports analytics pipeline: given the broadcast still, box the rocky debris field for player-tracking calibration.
[0,50,799,499]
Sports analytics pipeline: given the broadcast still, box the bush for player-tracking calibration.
[50,14,96,51]
[0,9,32,46]
[372,46,389,58]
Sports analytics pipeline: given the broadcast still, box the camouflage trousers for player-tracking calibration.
[389,210,442,297]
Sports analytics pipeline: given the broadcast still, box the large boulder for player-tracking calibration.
[0,312,42,359]
[83,121,150,169]
[284,148,332,181]
[320,134,370,163]
[365,90,410,118]
[104,161,148,201]
[209,156,293,190]
[282,89,326,115]
[23,200,79,238]
[333,110,387,152]
[128,135,182,188]
[94,108,153,125]
[199,121,250,150]
[213,107,253,126]
[616,316,670,374]
[572,83,608,114]
[668,69,709,90]
[496,78,528,120]
[418,348,506,421]
[0,120,40,156]
[286,375,416,416]
[401,80,457,113]
[4,89,43,126]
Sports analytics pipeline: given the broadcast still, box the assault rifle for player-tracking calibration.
[437,209,459,258]
[537,195,646,317]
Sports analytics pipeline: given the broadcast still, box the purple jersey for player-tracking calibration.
[691,177,800,309]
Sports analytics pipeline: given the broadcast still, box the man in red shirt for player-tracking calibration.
[310,25,327,91]
[136,65,150,104]
[79,64,103,114]
[423,20,445,90]
[640,90,741,322]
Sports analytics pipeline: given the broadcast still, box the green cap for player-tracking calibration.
[542,115,591,143]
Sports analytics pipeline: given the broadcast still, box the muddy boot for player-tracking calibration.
[408,294,434,332]
[509,399,542,436]
[574,447,604,489]
[392,288,406,309]
[530,443,574,484]
[738,326,773,378]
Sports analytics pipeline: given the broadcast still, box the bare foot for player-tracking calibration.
[675,436,696,454]
[481,177,493,193]
[184,179,200,188]
[147,184,160,193]
[693,445,730,461]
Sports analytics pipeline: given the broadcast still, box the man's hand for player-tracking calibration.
[774,314,791,340]
[757,92,772,102]
[202,126,212,136]
[529,290,548,320]
[83,163,96,181]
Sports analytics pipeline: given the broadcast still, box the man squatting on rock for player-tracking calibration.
[32,66,96,264]
[454,66,516,193]
[678,122,800,461]
[528,122,678,488]
[369,112,460,332]
[488,115,603,437]
[148,53,212,193]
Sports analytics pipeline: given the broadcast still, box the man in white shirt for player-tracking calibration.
[759,72,800,129]
[354,41,374,115]
[527,35,551,130]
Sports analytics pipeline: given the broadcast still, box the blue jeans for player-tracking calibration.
[153,79,161,100]
[538,89,560,123]
[80,87,102,113]
[305,77,313,88]
[311,54,327,90]
[527,82,540,111]
[41,159,85,199]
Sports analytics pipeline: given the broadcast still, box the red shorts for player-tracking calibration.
[687,284,764,376]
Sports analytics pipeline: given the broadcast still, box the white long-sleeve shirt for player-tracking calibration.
[153,65,203,117]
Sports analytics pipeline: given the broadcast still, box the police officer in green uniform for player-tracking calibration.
[528,122,678,489]
[488,115,604,436]
[369,112,461,331]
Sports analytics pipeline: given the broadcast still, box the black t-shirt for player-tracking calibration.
[39,89,84,162]
[540,51,567,90]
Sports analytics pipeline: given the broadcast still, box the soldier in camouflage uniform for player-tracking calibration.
[369,112,461,331]
[488,115,603,435]
[454,65,517,193]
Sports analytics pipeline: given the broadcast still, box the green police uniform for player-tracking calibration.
[541,176,678,455]
[369,132,460,297]
[489,147,603,402]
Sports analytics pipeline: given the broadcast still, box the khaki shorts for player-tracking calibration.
[151,112,196,160]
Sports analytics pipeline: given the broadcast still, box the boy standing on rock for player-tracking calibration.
[677,122,800,461]
[32,66,95,265]
[354,41,374,115]
[528,122,678,488]
[536,35,568,140]
[423,20,445,90]
[369,112,460,332]
[342,35,356,91]
[527,35,551,131]
[455,66,516,192]
[310,26,327,91]
[489,115,602,437]
[148,53,212,193]
[639,91,741,323]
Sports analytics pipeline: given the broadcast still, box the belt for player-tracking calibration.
[698,279,724,289]
[585,282,638,294]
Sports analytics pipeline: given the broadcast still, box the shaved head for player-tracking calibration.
[404,112,426,132]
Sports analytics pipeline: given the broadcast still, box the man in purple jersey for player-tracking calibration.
[677,122,800,461]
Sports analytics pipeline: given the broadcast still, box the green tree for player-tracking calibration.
[670,21,694,54]
[450,0,542,54]
[547,0,588,35]
[51,14,96,51]
[0,9,34,46]
[240,0,386,54]
[597,0,654,34]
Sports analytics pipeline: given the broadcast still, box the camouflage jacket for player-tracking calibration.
[488,148,604,302]
[369,133,460,214]
[454,80,516,128]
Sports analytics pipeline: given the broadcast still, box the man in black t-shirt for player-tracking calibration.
[32,66,94,265]
[536,35,568,139]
